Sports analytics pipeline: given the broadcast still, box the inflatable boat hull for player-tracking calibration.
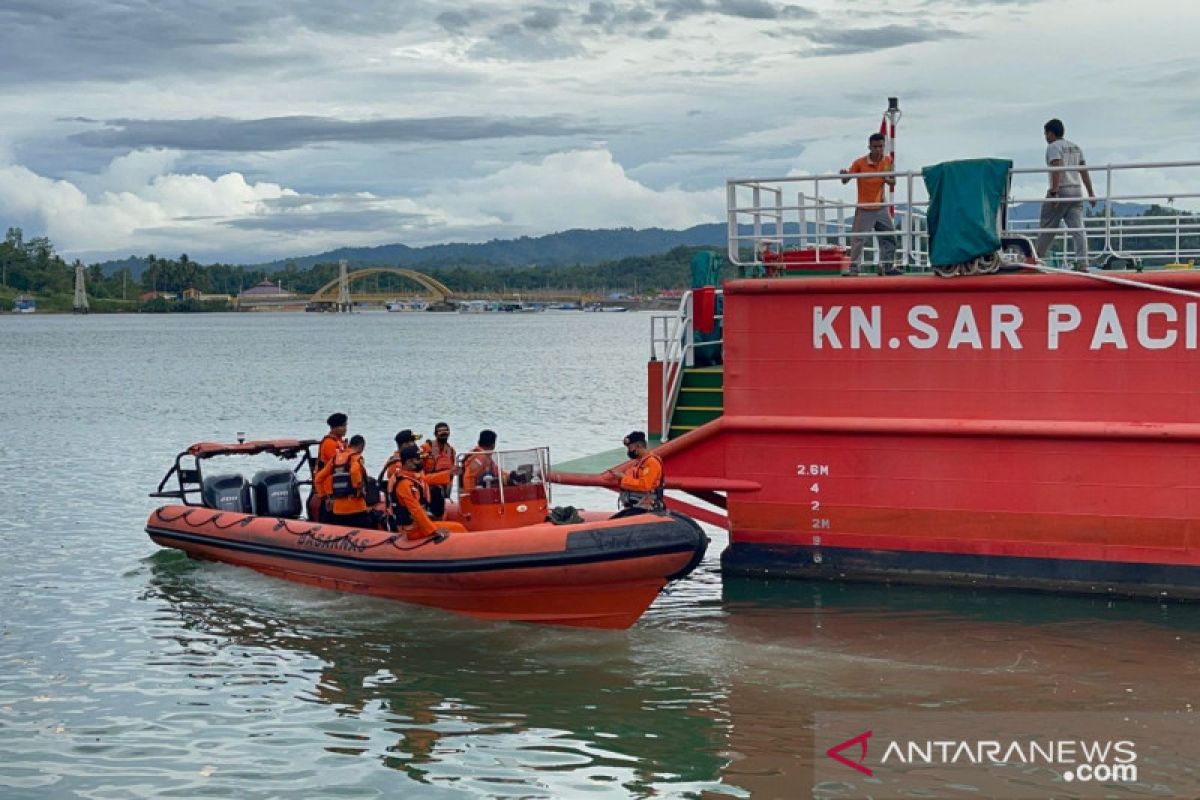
[145,507,708,629]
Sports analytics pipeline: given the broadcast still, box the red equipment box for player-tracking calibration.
[761,246,851,276]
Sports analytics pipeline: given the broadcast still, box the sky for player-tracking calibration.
[0,0,1198,264]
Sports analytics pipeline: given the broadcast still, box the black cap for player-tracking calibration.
[327,412,348,428]
[394,429,422,446]
[399,444,422,462]
[624,430,647,445]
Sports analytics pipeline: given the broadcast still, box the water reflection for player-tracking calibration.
[723,576,1200,631]
[713,578,1200,798]
[143,551,745,797]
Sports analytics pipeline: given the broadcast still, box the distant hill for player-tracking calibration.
[1007,201,1148,222]
[97,223,730,278]
[97,202,1153,277]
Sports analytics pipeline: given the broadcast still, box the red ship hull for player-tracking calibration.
[662,272,1200,598]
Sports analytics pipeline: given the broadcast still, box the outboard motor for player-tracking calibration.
[202,474,254,513]
[251,469,301,518]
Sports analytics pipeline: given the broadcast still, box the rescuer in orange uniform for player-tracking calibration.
[314,434,373,528]
[420,421,457,519]
[390,445,465,540]
[461,429,502,492]
[611,430,665,512]
[382,429,422,483]
[312,412,348,521]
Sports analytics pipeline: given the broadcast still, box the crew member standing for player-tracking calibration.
[420,422,457,519]
[610,431,665,513]
[1036,118,1097,270]
[840,133,899,275]
[391,445,465,540]
[312,412,348,521]
[314,434,373,528]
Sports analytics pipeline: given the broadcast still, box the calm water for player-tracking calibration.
[1,312,1199,799]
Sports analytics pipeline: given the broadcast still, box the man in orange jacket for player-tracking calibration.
[420,421,457,519]
[312,412,348,521]
[461,429,503,493]
[314,434,373,528]
[382,429,422,483]
[611,430,665,512]
[390,445,466,540]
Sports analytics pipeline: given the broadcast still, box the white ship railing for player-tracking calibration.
[651,290,723,442]
[728,160,1200,270]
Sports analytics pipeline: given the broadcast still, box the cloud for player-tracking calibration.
[0,0,299,83]
[470,22,584,60]
[222,198,428,233]
[422,148,722,232]
[68,115,596,152]
[0,159,294,257]
[0,147,722,261]
[435,10,473,33]
[808,24,965,55]
[658,0,814,22]
[522,6,566,31]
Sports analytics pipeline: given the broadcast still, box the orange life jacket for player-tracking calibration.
[391,469,434,538]
[462,447,499,492]
[315,433,345,496]
[618,453,665,510]
[421,440,456,488]
[328,450,367,515]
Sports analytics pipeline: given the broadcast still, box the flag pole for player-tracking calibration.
[883,97,900,214]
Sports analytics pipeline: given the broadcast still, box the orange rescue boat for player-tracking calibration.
[145,439,708,629]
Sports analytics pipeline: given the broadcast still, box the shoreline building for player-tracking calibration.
[237,279,303,311]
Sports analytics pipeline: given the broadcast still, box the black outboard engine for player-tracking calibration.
[202,474,254,513]
[251,469,301,518]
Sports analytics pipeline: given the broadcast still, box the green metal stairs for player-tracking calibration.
[668,366,724,439]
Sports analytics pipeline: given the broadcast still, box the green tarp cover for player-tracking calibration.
[921,158,1012,267]
[690,250,723,366]
[690,250,721,289]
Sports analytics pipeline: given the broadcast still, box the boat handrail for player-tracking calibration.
[728,159,1200,271]
[651,291,723,442]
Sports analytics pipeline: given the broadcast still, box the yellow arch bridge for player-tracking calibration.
[309,267,455,310]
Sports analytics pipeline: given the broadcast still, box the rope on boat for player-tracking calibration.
[275,518,316,536]
[154,507,194,523]
[389,535,443,551]
[1029,263,1200,300]
[155,506,440,551]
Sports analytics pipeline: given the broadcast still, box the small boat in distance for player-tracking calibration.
[145,438,708,628]
[585,303,628,312]
[11,295,36,313]
[386,299,429,312]
[457,299,500,313]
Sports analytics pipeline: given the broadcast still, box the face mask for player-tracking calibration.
[627,448,638,459]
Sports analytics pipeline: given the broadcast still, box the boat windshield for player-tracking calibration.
[492,447,550,490]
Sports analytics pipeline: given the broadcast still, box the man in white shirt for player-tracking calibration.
[1035,118,1097,270]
